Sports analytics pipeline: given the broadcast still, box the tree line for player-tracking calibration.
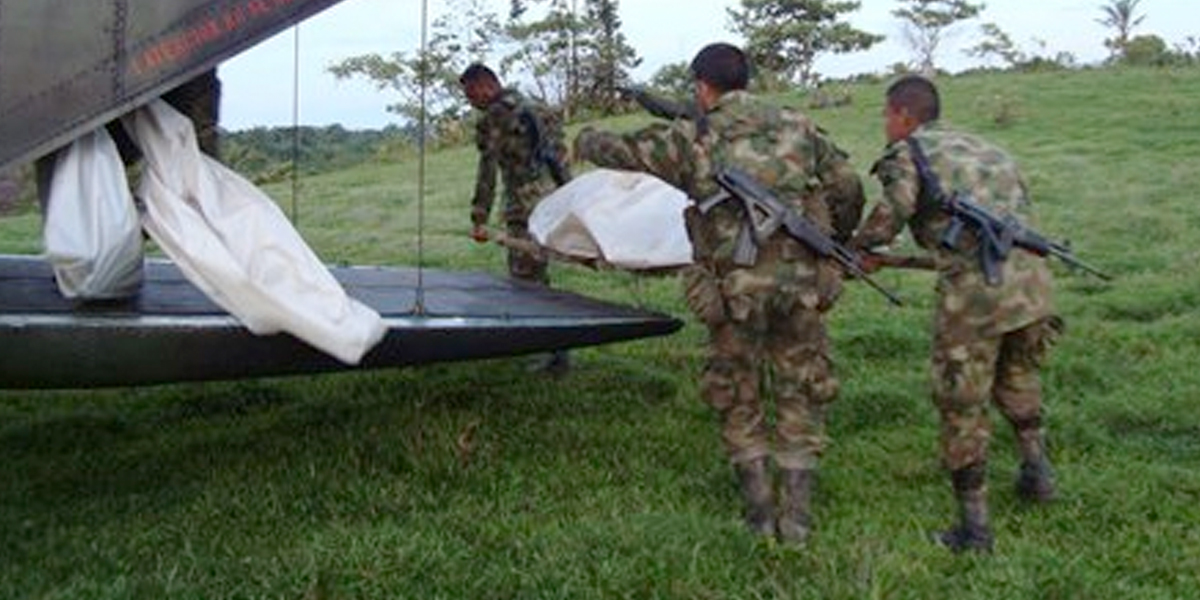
[2,1,1191,212]
[206,0,1197,181]
[326,0,1194,130]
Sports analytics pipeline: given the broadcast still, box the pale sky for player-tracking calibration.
[219,0,1198,130]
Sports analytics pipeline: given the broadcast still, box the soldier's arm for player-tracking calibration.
[812,130,866,244]
[470,115,500,227]
[850,142,920,250]
[572,121,698,192]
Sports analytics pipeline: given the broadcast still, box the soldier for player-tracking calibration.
[574,43,865,544]
[460,63,571,375]
[851,74,1062,553]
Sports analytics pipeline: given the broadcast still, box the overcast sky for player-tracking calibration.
[219,0,1197,130]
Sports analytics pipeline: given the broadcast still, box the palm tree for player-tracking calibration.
[1096,0,1145,60]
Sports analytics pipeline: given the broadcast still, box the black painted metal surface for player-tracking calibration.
[0,255,683,389]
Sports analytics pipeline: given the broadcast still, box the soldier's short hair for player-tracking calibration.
[886,75,940,123]
[690,43,749,92]
[459,63,499,86]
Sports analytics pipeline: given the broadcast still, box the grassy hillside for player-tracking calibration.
[2,66,1199,599]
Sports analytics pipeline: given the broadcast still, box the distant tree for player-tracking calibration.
[727,0,884,88]
[501,0,580,107]
[577,0,642,115]
[892,0,985,76]
[965,22,1023,68]
[965,23,1076,72]
[1097,0,1146,62]
[327,0,500,134]
[1174,36,1200,64]
[1122,34,1170,66]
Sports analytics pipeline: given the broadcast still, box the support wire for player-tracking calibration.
[413,0,429,315]
[289,23,301,223]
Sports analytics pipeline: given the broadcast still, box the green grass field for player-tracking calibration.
[2,66,1200,599]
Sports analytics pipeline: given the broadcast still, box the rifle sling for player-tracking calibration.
[519,107,569,186]
[905,137,1007,284]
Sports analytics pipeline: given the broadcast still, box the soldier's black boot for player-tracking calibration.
[545,349,570,377]
[527,350,570,377]
[935,463,994,553]
[735,458,776,537]
[777,468,814,545]
[1014,422,1056,503]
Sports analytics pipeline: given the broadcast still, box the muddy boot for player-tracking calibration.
[935,464,994,553]
[735,458,776,537]
[1014,423,1056,503]
[777,468,814,545]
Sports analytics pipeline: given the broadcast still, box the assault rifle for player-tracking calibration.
[939,193,1113,285]
[700,167,904,306]
[905,138,1111,286]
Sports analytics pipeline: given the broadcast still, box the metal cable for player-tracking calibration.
[413,0,429,315]
[290,24,301,223]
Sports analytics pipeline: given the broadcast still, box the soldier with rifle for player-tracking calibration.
[850,74,1097,553]
[460,63,572,375]
[574,43,867,545]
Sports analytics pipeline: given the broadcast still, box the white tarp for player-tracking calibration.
[529,168,693,270]
[43,128,144,299]
[124,100,386,365]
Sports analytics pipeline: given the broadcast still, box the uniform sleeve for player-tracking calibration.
[851,142,921,250]
[812,132,866,244]
[573,121,698,192]
[470,113,500,226]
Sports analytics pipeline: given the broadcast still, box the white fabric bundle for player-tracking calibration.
[124,100,385,364]
[43,128,144,299]
[529,168,693,270]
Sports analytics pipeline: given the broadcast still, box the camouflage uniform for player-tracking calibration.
[470,88,568,284]
[575,91,864,472]
[852,122,1061,472]
[162,69,222,158]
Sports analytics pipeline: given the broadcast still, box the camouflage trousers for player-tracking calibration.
[700,297,839,471]
[505,218,549,285]
[931,317,1062,470]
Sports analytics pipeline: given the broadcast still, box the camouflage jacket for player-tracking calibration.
[470,88,568,227]
[574,90,864,307]
[852,122,1055,339]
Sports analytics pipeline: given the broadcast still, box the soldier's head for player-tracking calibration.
[884,75,940,143]
[689,43,749,111]
[459,63,502,110]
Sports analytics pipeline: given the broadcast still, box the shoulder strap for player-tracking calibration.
[903,136,946,206]
[517,104,570,186]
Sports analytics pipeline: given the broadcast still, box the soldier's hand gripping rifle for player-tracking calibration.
[700,167,904,306]
[905,137,1112,286]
